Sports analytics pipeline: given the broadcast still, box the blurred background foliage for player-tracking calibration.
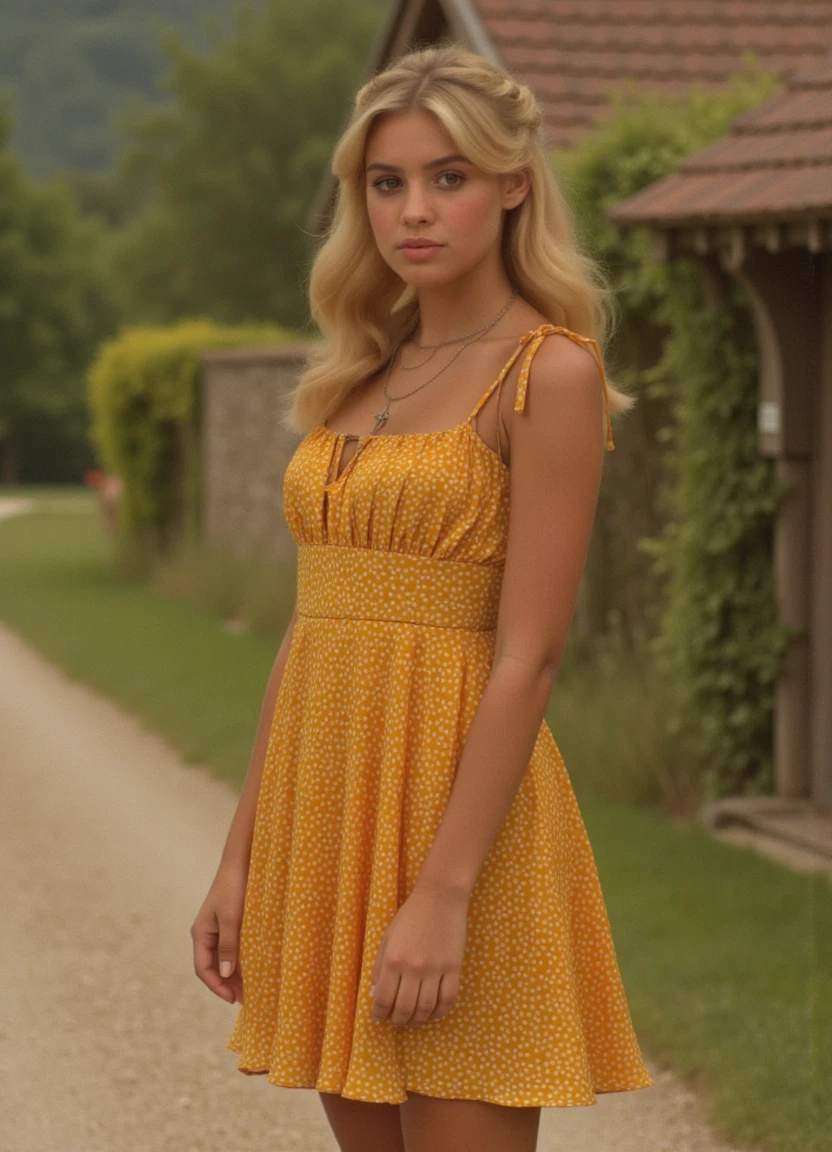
[0,99,120,482]
[104,0,388,328]
[1,0,268,179]
[0,0,389,483]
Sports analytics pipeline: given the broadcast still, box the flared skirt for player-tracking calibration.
[226,612,654,1106]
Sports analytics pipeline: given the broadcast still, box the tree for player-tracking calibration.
[0,0,236,179]
[107,0,388,329]
[0,95,120,482]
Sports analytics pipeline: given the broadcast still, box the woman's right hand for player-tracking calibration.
[190,862,248,1005]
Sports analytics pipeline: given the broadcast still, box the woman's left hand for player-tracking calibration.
[370,880,469,1026]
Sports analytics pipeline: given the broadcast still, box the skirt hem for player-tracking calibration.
[226,1040,655,1109]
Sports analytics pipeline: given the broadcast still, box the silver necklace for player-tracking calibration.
[370,289,517,435]
[399,293,517,370]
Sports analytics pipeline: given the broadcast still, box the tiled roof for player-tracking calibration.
[307,0,832,233]
[475,0,832,150]
[608,48,832,225]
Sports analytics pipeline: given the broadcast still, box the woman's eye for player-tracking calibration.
[370,173,465,192]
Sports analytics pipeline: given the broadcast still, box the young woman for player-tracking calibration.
[192,42,654,1152]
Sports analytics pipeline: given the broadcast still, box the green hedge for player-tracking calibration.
[86,318,301,569]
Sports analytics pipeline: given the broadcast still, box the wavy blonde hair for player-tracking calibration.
[284,41,633,434]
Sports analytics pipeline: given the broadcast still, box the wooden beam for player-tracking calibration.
[718,225,746,274]
[692,226,712,255]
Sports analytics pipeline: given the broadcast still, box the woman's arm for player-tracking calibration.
[217,603,298,874]
[414,334,606,898]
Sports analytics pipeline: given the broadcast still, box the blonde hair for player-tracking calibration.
[284,42,633,434]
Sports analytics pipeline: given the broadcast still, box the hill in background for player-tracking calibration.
[0,0,249,178]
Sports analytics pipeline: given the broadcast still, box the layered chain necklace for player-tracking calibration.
[368,289,517,436]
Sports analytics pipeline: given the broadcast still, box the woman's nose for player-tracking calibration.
[401,185,433,225]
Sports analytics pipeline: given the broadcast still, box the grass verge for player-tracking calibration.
[0,494,282,781]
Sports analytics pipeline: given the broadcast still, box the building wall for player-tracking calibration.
[811,252,832,811]
[199,345,310,566]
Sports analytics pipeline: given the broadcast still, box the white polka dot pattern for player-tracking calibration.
[296,543,504,631]
[226,325,653,1107]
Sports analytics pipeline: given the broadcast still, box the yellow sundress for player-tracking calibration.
[226,324,655,1107]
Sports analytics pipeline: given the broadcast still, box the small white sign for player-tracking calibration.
[758,401,781,436]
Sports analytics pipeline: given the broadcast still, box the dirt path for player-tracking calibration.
[0,618,754,1152]
[0,495,36,519]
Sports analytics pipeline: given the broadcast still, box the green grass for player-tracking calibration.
[550,623,703,817]
[0,495,282,781]
[1,491,830,1152]
[586,800,830,1152]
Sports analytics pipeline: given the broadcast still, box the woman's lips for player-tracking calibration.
[399,244,443,261]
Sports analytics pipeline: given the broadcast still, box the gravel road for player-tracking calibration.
[0,617,755,1152]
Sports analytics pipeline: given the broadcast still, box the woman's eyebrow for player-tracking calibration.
[366,153,470,173]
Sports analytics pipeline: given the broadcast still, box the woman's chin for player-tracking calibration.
[394,265,464,291]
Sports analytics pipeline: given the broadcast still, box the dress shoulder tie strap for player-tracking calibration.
[466,335,534,424]
[514,325,615,451]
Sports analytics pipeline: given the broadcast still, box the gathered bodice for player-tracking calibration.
[282,324,614,568]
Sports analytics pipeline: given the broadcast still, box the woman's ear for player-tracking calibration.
[501,168,531,211]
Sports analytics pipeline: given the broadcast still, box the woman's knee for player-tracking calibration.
[318,1091,406,1152]
[399,1091,541,1152]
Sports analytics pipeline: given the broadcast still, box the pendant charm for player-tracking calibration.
[374,407,390,429]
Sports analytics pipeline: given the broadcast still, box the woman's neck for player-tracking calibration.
[412,277,517,346]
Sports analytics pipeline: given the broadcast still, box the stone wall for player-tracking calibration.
[199,344,311,565]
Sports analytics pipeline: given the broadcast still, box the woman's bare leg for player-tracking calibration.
[318,1091,406,1152]
[400,1091,541,1152]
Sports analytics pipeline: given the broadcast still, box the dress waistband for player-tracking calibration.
[296,544,503,631]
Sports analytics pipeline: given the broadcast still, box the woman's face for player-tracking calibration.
[363,107,528,287]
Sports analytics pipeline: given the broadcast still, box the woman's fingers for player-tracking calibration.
[370,956,458,1027]
[191,865,249,1005]
[217,914,240,983]
[192,918,229,999]
[223,968,245,1004]
[409,974,442,1025]
[371,969,400,1022]
[191,910,241,1004]
[373,970,441,1026]
[424,971,458,1023]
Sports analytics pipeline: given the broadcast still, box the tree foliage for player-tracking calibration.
[0,96,120,481]
[0,0,236,177]
[105,0,388,329]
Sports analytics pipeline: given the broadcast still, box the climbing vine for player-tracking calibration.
[554,61,792,797]
[642,263,794,799]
